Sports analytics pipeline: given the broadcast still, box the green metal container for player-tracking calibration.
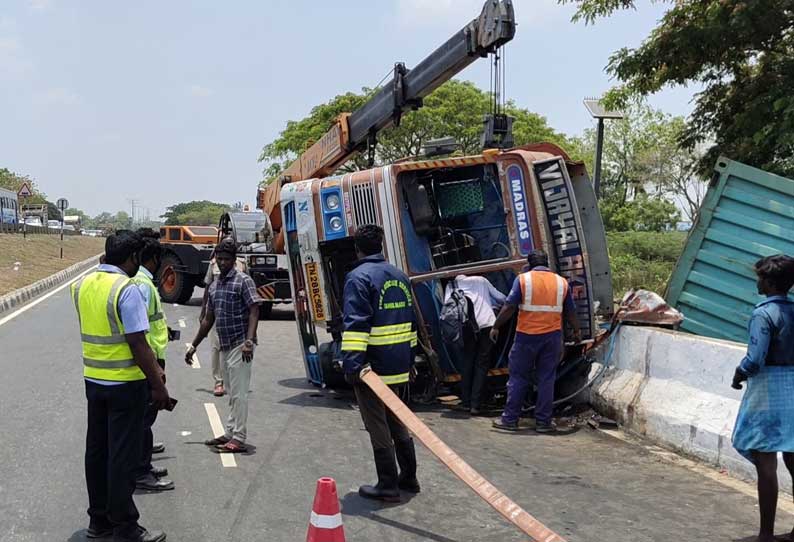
[666,157,794,343]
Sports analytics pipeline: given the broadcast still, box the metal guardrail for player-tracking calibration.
[0,223,81,235]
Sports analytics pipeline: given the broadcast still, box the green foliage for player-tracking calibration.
[600,193,680,232]
[607,231,686,295]
[258,80,572,183]
[560,0,794,177]
[161,200,229,226]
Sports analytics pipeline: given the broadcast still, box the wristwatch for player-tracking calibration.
[244,339,254,348]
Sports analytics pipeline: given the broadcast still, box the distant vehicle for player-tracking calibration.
[217,211,291,319]
[24,217,43,227]
[63,225,76,232]
[157,225,218,303]
[48,220,60,229]
[81,229,102,237]
[0,187,19,225]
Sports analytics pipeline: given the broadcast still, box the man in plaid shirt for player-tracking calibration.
[186,237,262,453]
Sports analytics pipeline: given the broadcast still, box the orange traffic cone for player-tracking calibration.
[306,477,345,542]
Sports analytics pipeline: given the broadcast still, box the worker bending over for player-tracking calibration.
[342,225,420,502]
[490,250,580,433]
[443,275,505,415]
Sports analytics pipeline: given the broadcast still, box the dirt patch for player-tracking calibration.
[0,234,104,295]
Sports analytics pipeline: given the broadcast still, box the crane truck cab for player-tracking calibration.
[217,211,292,319]
[157,225,217,304]
[280,143,612,397]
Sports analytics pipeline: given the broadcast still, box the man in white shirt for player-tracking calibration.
[444,275,505,415]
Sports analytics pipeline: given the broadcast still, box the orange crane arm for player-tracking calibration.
[258,0,516,250]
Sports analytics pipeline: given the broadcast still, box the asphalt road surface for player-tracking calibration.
[1,273,790,542]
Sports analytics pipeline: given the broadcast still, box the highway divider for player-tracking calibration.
[0,253,101,316]
[590,325,786,485]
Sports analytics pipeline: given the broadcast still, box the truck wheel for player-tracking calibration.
[158,254,195,304]
[319,342,347,389]
[259,302,274,320]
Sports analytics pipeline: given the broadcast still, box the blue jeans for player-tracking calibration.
[501,331,562,425]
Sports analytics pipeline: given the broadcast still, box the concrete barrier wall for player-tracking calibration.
[591,325,789,485]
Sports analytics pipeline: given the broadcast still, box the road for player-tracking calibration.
[0,271,789,542]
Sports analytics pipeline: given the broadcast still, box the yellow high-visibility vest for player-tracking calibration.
[132,270,168,360]
[72,271,146,382]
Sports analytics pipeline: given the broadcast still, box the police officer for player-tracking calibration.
[72,231,170,542]
[132,228,175,491]
[489,249,581,433]
[341,225,420,502]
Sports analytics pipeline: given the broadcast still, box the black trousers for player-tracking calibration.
[85,379,148,538]
[354,382,410,450]
[460,326,494,410]
[137,360,165,478]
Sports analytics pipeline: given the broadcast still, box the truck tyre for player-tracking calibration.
[158,253,195,304]
[259,302,274,320]
[319,342,347,389]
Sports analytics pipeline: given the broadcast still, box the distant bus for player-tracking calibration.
[0,187,18,225]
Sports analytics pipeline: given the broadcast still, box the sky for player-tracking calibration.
[0,0,697,218]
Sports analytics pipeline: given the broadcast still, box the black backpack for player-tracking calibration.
[439,280,476,346]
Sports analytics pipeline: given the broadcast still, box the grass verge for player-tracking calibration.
[0,234,104,296]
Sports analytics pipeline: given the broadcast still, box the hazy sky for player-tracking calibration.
[0,0,695,218]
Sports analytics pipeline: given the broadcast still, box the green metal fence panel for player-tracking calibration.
[666,157,794,344]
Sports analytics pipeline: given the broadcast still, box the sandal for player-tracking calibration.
[204,436,230,446]
[214,439,246,453]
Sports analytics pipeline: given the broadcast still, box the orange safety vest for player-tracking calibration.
[516,270,569,335]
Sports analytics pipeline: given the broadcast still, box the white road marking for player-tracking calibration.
[0,265,96,327]
[185,343,201,368]
[178,319,186,328]
[180,431,192,436]
[204,403,236,468]
[597,427,794,516]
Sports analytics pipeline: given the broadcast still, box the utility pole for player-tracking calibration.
[127,198,139,228]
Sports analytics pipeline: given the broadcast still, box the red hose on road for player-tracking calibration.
[360,369,568,542]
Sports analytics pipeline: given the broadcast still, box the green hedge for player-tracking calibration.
[607,231,687,297]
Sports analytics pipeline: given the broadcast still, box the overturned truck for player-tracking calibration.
[281,143,613,397]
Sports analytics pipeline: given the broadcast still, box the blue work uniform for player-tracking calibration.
[340,254,417,382]
[732,295,794,461]
[500,265,576,426]
[341,253,417,452]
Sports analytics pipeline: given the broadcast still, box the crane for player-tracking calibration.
[257,0,516,251]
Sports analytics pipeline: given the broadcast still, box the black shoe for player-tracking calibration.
[151,442,165,454]
[535,422,558,434]
[470,407,483,416]
[359,447,400,502]
[114,528,167,542]
[150,466,168,478]
[492,419,520,431]
[87,525,113,539]
[394,438,420,494]
[136,473,175,491]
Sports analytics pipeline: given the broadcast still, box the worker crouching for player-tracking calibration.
[342,225,420,502]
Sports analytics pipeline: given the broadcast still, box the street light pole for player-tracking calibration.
[593,118,605,199]
[584,97,624,201]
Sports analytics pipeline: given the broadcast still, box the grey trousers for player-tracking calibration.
[221,343,252,443]
[210,330,223,386]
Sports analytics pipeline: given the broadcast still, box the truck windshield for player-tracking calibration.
[229,213,267,244]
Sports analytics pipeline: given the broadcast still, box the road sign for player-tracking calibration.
[57,198,69,211]
[17,183,32,198]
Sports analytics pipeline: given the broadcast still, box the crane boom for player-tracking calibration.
[258,0,516,245]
